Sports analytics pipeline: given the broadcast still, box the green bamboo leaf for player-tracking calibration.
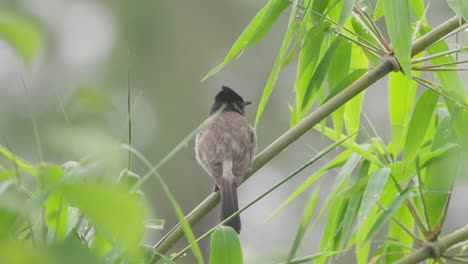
[357,168,391,228]
[420,143,459,168]
[286,188,320,263]
[410,0,427,21]
[388,72,417,156]
[0,10,44,63]
[386,203,414,262]
[310,153,362,247]
[338,0,357,29]
[344,44,369,136]
[315,197,348,264]
[447,0,468,23]
[364,188,412,243]
[300,38,343,113]
[255,0,299,126]
[402,90,439,168]
[202,0,290,81]
[382,0,412,74]
[374,0,384,21]
[422,113,460,230]
[281,24,302,68]
[334,160,370,249]
[291,22,330,125]
[324,69,367,103]
[36,165,71,241]
[421,26,468,149]
[328,41,352,140]
[209,226,243,264]
[61,183,146,250]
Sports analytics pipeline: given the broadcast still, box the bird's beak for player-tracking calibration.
[243,101,252,106]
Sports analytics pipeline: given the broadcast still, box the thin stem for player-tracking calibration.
[444,256,468,263]
[127,50,132,171]
[376,202,424,246]
[415,59,468,69]
[412,46,468,64]
[411,76,468,110]
[388,175,430,238]
[337,32,384,59]
[352,11,389,52]
[20,74,43,163]
[415,157,432,236]
[412,67,468,71]
[354,5,391,52]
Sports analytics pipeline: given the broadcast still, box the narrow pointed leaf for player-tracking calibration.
[338,0,357,29]
[286,188,320,262]
[402,90,439,168]
[422,113,460,230]
[382,0,412,74]
[344,44,369,136]
[357,168,391,228]
[374,0,384,21]
[291,22,330,125]
[388,72,417,155]
[255,0,299,126]
[300,38,343,112]
[410,0,427,21]
[328,41,352,140]
[202,0,290,81]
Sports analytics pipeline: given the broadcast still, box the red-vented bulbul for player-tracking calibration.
[195,86,256,234]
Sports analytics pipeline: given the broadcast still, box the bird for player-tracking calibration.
[195,86,256,234]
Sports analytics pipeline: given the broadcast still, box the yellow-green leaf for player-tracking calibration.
[0,10,44,63]
[209,226,243,264]
[402,90,439,168]
[388,72,417,156]
[382,0,412,75]
[202,0,290,81]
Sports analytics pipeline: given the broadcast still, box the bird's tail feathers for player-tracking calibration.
[220,161,241,233]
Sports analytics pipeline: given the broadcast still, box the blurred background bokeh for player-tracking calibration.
[0,0,466,263]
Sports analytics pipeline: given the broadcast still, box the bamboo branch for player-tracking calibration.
[395,225,468,264]
[151,16,465,263]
